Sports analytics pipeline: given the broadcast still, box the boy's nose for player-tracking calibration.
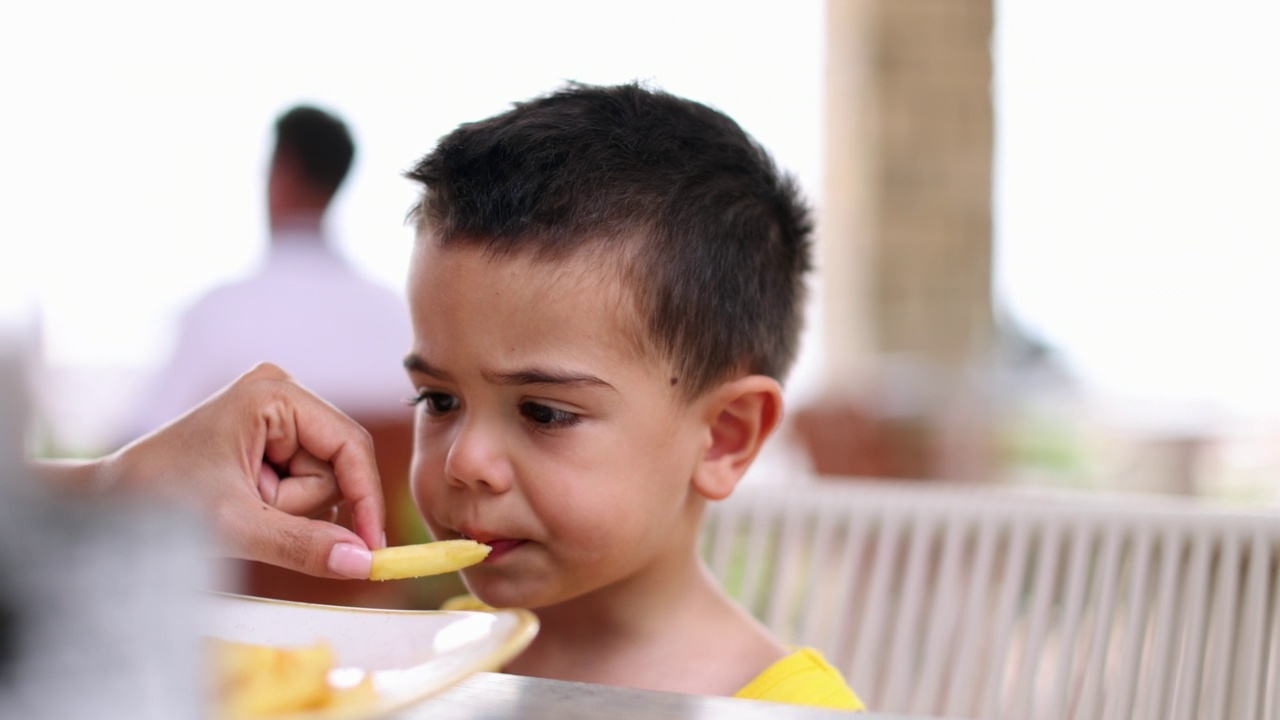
[444,420,514,493]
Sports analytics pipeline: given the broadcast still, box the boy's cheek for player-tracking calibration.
[409,441,448,485]
[408,469,443,528]
[423,520,448,542]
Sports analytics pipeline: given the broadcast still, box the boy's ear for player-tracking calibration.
[692,375,784,501]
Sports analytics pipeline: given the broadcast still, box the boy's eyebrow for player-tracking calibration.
[404,354,615,391]
[485,367,616,391]
[402,354,455,382]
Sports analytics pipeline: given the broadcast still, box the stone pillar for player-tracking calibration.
[818,0,880,386]
[821,0,994,380]
[802,0,994,480]
[874,0,994,367]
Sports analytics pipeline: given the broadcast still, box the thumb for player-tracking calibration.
[239,510,373,579]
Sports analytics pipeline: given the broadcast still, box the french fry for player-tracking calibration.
[369,540,491,581]
[439,594,495,611]
[209,638,382,718]
[326,675,378,711]
[211,638,334,716]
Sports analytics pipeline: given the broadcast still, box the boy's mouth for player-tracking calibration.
[457,530,526,562]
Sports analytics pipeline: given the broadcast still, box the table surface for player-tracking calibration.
[392,672,931,719]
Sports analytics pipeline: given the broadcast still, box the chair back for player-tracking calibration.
[703,479,1280,720]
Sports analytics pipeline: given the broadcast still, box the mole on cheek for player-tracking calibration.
[670,377,678,386]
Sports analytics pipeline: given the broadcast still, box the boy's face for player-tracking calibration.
[405,236,712,610]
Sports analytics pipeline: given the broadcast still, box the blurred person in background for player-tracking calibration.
[125,105,419,608]
[127,105,411,437]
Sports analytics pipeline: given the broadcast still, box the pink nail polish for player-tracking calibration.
[328,543,372,579]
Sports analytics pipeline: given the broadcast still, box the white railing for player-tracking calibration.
[703,479,1280,720]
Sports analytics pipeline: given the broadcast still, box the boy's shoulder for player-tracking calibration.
[734,647,865,711]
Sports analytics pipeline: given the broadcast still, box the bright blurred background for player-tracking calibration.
[3,0,1279,502]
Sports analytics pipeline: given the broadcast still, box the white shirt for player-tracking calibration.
[128,225,413,437]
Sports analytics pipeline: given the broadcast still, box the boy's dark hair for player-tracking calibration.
[274,105,355,198]
[405,82,812,398]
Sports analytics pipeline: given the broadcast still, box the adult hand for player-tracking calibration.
[98,363,386,578]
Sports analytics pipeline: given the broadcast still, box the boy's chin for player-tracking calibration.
[464,578,561,612]
[461,576,521,610]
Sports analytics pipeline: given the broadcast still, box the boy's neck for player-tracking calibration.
[504,550,786,695]
[534,547,712,640]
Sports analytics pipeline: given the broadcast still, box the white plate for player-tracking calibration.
[203,592,539,719]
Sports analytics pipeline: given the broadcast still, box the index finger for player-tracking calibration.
[257,382,386,551]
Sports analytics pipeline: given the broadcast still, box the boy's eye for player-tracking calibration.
[519,401,581,429]
[408,391,459,416]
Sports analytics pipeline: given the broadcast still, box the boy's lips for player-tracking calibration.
[457,530,526,562]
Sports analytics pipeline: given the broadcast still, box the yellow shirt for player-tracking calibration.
[734,648,865,711]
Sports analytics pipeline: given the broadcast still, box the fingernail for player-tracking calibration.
[328,543,372,579]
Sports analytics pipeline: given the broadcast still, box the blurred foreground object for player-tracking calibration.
[0,337,213,719]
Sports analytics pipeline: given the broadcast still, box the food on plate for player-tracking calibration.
[209,637,376,717]
[369,539,491,580]
[439,594,495,611]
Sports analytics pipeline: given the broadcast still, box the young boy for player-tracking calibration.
[401,82,863,711]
